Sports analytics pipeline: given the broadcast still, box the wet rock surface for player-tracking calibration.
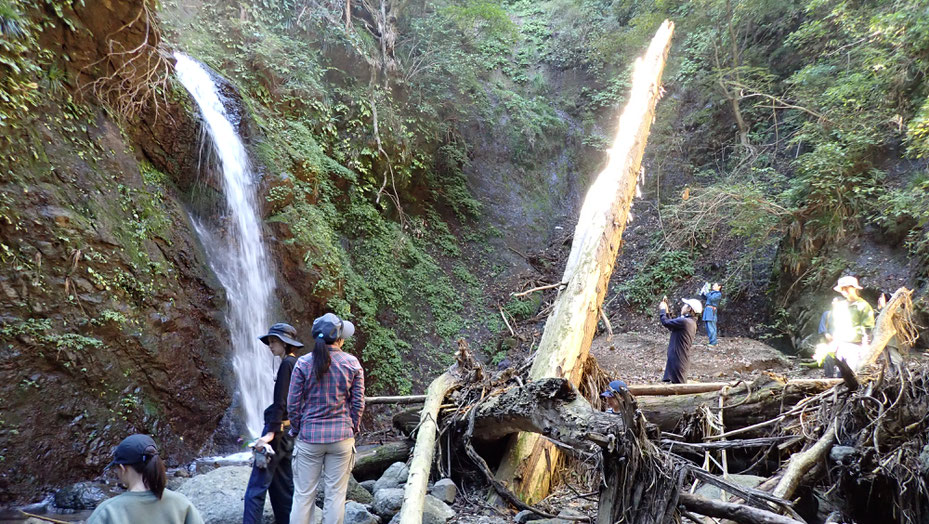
[177,466,277,524]
[0,0,234,502]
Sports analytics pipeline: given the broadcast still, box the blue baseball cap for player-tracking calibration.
[312,313,355,343]
[600,380,628,398]
[106,434,158,469]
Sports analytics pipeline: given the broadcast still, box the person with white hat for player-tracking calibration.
[287,313,364,524]
[658,297,702,384]
[817,276,875,375]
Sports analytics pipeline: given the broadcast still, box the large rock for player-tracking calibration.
[316,475,374,506]
[177,466,284,524]
[372,487,404,518]
[344,500,379,524]
[360,480,376,494]
[514,510,545,523]
[373,462,409,493]
[53,481,112,510]
[422,494,456,524]
[430,478,456,504]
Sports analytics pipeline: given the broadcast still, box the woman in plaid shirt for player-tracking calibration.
[287,313,365,524]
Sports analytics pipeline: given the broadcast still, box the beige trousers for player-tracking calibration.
[290,437,355,524]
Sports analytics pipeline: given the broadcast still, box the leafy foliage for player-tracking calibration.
[617,251,696,312]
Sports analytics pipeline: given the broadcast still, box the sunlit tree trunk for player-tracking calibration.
[492,20,675,505]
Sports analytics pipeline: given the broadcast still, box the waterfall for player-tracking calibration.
[174,52,275,438]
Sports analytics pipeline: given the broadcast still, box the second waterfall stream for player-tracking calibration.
[174,52,275,438]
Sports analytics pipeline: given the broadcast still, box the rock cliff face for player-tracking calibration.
[0,0,232,501]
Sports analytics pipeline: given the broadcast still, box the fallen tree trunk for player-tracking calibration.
[678,493,803,524]
[353,440,413,481]
[396,372,458,524]
[637,376,841,434]
[495,19,676,504]
[366,395,427,404]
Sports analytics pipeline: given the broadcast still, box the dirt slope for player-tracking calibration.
[590,329,800,385]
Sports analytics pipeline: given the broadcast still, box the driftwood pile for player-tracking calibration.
[386,341,929,524]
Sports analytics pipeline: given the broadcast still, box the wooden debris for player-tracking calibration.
[862,287,917,368]
[365,395,427,404]
[678,493,804,524]
[396,372,458,524]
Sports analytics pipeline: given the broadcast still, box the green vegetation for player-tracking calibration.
[160,0,622,391]
[617,250,695,312]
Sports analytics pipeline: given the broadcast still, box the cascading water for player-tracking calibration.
[174,53,275,438]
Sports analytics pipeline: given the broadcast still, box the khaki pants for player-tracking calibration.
[290,438,355,524]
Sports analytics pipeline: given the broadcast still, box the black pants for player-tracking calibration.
[244,432,294,524]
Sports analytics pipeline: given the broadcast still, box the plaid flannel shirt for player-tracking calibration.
[287,349,365,444]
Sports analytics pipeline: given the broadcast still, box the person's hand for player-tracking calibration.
[256,431,275,447]
[712,283,721,291]
[659,300,668,312]
[824,333,833,342]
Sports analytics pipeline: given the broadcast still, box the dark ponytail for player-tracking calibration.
[129,446,166,499]
[312,334,332,380]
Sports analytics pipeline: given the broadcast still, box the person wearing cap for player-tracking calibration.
[826,276,875,374]
[700,283,722,347]
[659,297,701,384]
[600,380,628,413]
[287,313,364,524]
[244,323,304,524]
[88,434,203,524]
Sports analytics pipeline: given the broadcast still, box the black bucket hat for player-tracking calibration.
[107,434,158,469]
[259,323,305,348]
[312,313,355,343]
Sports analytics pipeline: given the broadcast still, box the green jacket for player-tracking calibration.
[87,490,203,524]
[831,297,875,343]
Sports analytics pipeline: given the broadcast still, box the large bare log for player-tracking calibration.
[637,377,840,434]
[353,440,413,481]
[397,372,458,524]
[398,342,481,524]
[678,493,804,524]
[629,378,840,397]
[366,395,427,404]
[494,19,676,504]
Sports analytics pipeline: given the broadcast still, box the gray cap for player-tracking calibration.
[312,313,355,343]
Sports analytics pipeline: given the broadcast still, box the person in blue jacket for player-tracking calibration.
[659,297,702,384]
[701,283,722,347]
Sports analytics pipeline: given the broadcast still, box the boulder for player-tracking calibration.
[422,494,455,524]
[373,462,409,493]
[315,475,374,506]
[344,500,379,524]
[360,480,376,494]
[53,481,112,510]
[178,465,283,524]
[372,487,404,518]
[514,509,545,523]
[830,445,858,465]
[430,478,456,504]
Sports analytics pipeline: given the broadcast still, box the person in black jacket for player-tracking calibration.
[659,297,702,384]
[244,323,303,524]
